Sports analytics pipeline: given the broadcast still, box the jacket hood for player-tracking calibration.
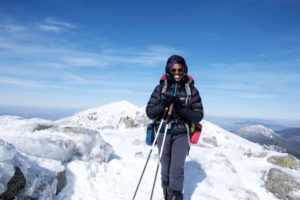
[164,55,188,83]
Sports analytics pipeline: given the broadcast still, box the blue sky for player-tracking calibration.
[0,0,300,121]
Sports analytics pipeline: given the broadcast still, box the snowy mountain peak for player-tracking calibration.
[235,125,276,139]
[58,100,145,129]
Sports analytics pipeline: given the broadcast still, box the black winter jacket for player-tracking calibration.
[146,79,204,135]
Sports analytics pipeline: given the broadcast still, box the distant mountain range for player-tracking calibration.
[277,128,300,138]
[206,116,293,132]
[234,125,300,159]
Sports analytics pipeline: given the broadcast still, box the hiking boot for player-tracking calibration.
[167,189,183,200]
[162,181,169,200]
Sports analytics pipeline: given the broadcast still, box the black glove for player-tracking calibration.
[174,96,185,113]
[161,94,174,108]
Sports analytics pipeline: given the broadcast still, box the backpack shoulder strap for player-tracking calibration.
[185,76,194,105]
[160,74,168,95]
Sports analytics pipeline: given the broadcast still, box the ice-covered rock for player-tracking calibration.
[0,114,115,199]
[0,140,61,199]
[59,126,114,162]
[13,137,75,162]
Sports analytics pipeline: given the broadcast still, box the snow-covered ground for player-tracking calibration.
[1,101,299,200]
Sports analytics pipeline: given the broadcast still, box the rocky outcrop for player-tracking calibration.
[265,168,300,199]
[267,155,299,169]
[32,123,55,132]
[0,166,26,200]
[117,112,149,129]
[56,171,67,195]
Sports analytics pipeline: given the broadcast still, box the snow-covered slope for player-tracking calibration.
[1,101,300,200]
[58,100,148,129]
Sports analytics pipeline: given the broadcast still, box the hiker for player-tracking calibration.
[146,55,204,200]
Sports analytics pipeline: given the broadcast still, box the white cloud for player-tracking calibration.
[45,17,76,28]
[0,75,63,89]
[0,35,179,68]
[36,24,65,34]
[36,17,76,34]
[0,75,45,88]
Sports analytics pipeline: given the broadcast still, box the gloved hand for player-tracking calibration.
[161,94,174,108]
[174,96,186,113]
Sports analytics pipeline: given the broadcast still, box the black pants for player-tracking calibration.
[157,133,189,191]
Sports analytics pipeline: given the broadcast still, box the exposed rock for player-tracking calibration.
[56,171,67,195]
[134,152,144,158]
[133,111,149,128]
[243,151,268,158]
[118,112,149,129]
[60,126,98,135]
[265,168,300,199]
[0,166,26,200]
[202,137,218,147]
[267,155,299,169]
[32,123,55,132]
[118,116,136,128]
[257,152,269,158]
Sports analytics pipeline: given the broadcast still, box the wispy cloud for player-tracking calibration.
[0,75,47,88]
[36,17,76,34]
[45,17,76,28]
[36,24,66,34]
[0,35,179,68]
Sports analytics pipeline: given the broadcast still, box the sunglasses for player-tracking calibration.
[170,68,184,74]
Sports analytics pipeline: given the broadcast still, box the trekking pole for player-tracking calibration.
[150,104,174,200]
[132,109,167,200]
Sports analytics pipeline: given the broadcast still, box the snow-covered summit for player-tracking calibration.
[235,124,277,139]
[58,100,143,129]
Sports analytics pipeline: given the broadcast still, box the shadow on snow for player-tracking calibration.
[183,160,206,200]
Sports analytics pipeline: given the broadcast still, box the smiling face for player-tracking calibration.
[170,63,184,81]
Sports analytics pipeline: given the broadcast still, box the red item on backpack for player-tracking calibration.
[190,123,202,144]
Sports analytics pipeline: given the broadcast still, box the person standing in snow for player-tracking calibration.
[146,55,204,200]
